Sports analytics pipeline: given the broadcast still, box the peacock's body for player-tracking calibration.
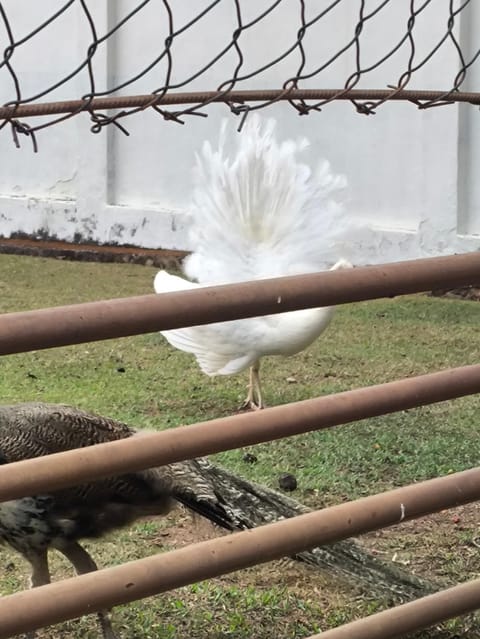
[0,403,232,639]
[154,116,352,409]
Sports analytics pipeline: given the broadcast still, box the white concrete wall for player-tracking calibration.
[0,1,479,264]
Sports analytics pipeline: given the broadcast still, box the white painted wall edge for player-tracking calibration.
[0,197,187,250]
[1,195,478,265]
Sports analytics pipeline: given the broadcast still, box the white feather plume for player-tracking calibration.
[184,116,348,284]
[154,116,352,380]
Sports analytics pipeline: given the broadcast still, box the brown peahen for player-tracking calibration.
[0,402,236,639]
[0,404,441,639]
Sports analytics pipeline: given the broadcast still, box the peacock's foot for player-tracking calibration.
[239,392,265,411]
[239,399,263,411]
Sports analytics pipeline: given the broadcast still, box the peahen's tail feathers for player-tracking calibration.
[184,116,350,285]
[158,458,249,532]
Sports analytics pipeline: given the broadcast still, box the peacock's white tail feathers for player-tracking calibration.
[160,322,258,377]
[154,270,258,375]
[183,115,349,285]
[330,258,354,271]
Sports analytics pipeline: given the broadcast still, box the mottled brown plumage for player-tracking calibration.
[0,404,445,639]
[0,403,232,639]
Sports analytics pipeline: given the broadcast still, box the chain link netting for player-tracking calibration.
[1,0,479,151]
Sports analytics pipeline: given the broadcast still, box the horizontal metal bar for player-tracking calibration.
[1,253,479,356]
[0,364,478,502]
[1,88,480,120]
[308,578,480,639]
[0,466,479,638]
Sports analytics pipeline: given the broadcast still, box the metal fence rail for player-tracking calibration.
[1,251,479,637]
[0,466,479,638]
[0,364,478,502]
[308,578,480,639]
[1,253,479,356]
[3,88,480,123]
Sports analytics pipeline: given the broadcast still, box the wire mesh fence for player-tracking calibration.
[1,0,480,150]
[1,3,480,636]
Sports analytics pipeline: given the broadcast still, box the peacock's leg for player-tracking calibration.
[24,549,51,639]
[57,541,119,639]
[240,361,264,410]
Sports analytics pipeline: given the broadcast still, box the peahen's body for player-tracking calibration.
[154,117,352,409]
[0,403,233,639]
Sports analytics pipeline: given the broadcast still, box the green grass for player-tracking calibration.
[0,253,479,638]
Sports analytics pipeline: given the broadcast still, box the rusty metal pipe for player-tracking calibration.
[307,578,480,639]
[0,466,479,638]
[0,364,478,502]
[1,88,480,120]
[0,253,479,356]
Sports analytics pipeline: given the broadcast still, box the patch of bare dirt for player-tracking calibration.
[149,508,350,605]
[151,501,480,603]
[0,237,187,268]
[362,502,480,583]
[431,287,480,302]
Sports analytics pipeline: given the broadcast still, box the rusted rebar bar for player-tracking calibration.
[1,89,480,121]
[0,364,478,502]
[0,466,479,638]
[307,578,480,639]
[0,253,479,356]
